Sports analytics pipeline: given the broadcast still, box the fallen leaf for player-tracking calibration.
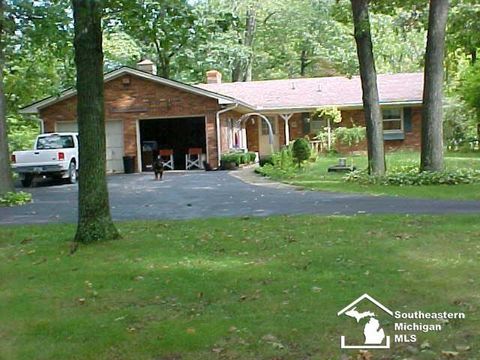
[357,350,373,360]
[420,341,431,349]
[441,351,459,358]
[262,334,279,343]
[271,342,285,349]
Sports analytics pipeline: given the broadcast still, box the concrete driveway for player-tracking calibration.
[1,168,480,225]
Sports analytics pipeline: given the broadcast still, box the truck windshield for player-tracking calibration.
[36,135,75,150]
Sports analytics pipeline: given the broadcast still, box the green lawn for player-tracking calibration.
[1,215,479,359]
[258,151,480,200]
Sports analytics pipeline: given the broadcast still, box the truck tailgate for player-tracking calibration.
[13,150,63,166]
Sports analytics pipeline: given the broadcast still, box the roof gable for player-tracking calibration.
[20,67,239,114]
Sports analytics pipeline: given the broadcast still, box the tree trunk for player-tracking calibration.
[72,0,119,244]
[0,0,14,197]
[300,49,308,76]
[232,6,256,82]
[420,0,449,172]
[243,7,256,82]
[351,0,385,176]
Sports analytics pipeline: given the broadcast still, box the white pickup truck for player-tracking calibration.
[11,133,79,187]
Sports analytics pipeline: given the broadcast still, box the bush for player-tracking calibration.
[221,153,240,165]
[0,191,32,207]
[221,152,257,166]
[343,166,480,186]
[247,152,257,163]
[334,126,366,147]
[259,156,273,167]
[291,138,311,167]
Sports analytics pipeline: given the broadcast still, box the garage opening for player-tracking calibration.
[139,117,206,171]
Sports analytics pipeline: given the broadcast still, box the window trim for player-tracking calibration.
[382,107,404,134]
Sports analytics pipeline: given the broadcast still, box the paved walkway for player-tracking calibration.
[1,168,480,225]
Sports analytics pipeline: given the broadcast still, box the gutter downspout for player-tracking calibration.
[216,103,238,166]
[38,117,45,134]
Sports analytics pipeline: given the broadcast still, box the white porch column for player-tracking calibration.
[280,113,293,146]
[241,127,247,149]
[327,118,332,151]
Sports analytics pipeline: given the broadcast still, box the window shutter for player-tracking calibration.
[404,108,413,133]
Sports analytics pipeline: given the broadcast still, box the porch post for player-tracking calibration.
[327,118,332,150]
[280,113,293,146]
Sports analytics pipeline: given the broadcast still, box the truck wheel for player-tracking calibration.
[68,161,77,184]
[21,174,33,187]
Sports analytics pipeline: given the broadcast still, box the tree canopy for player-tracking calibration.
[2,0,479,151]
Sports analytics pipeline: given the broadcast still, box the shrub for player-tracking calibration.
[343,166,480,186]
[334,125,366,147]
[221,153,240,165]
[291,138,311,167]
[222,152,257,166]
[259,156,273,167]
[247,152,257,163]
[0,191,32,207]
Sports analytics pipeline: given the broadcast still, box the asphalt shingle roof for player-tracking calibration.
[196,72,424,110]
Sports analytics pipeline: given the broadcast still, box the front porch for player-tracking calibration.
[219,111,337,161]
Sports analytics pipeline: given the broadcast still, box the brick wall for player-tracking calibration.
[39,74,222,170]
[334,107,422,153]
[285,107,422,153]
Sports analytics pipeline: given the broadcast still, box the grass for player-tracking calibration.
[257,151,480,200]
[1,215,479,359]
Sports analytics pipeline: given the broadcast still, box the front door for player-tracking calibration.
[258,115,279,156]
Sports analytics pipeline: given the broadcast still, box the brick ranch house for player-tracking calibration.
[21,60,424,173]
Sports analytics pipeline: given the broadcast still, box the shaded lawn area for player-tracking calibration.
[258,151,480,200]
[1,215,479,359]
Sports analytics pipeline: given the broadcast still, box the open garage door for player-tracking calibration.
[139,117,206,171]
[55,120,125,173]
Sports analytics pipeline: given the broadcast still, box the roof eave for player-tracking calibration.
[255,100,423,113]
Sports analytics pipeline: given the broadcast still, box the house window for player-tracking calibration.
[261,117,276,135]
[310,118,326,133]
[382,108,403,133]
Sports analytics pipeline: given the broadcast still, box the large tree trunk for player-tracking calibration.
[72,0,119,244]
[351,0,385,176]
[300,49,308,76]
[420,0,449,172]
[243,7,256,82]
[232,6,256,82]
[0,0,14,197]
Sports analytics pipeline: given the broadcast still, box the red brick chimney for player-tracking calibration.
[206,70,222,84]
[137,59,157,75]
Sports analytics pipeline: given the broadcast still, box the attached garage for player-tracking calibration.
[139,117,206,171]
[55,120,125,173]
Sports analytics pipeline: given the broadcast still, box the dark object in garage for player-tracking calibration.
[123,156,135,174]
[139,117,206,170]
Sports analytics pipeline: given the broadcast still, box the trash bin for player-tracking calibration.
[123,156,135,174]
